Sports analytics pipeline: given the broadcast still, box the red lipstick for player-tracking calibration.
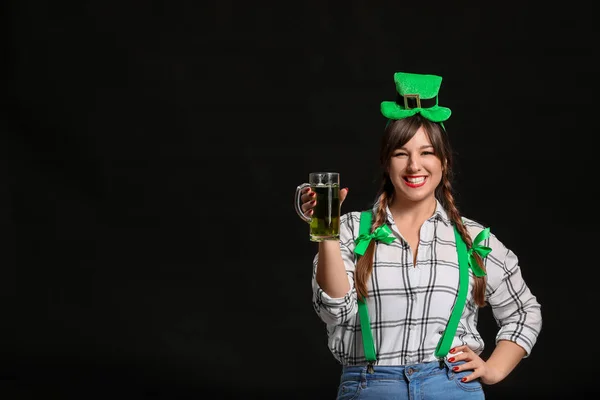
[403,176,427,188]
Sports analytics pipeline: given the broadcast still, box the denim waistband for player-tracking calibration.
[340,359,461,382]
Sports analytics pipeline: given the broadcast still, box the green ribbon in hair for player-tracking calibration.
[467,227,491,277]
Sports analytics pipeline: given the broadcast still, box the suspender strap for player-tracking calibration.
[357,210,377,362]
[434,226,469,358]
[356,210,472,364]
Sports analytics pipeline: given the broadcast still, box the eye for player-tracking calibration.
[393,151,407,157]
[421,151,435,156]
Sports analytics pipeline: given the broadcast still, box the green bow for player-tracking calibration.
[467,227,492,277]
[355,225,396,256]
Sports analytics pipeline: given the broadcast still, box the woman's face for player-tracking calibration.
[388,126,443,204]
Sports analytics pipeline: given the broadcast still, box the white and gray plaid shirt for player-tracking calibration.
[312,199,542,366]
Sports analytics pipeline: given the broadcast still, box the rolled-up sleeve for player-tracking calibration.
[312,212,360,326]
[485,235,542,357]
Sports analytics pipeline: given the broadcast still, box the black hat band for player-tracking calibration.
[396,93,437,109]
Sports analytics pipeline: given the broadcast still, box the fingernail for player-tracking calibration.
[448,357,455,362]
[344,187,349,191]
[449,348,455,353]
[452,366,459,371]
[310,192,315,197]
[461,378,467,382]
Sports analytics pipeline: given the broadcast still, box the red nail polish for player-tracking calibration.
[452,366,459,371]
[449,348,455,353]
[448,357,455,362]
[461,377,467,382]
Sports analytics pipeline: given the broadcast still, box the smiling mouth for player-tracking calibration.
[403,176,427,188]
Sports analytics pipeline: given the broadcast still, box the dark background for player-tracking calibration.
[4,1,598,399]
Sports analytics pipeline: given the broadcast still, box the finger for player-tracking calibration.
[301,189,316,204]
[447,354,467,363]
[449,345,469,355]
[303,209,313,218]
[459,371,481,383]
[451,360,478,372]
[301,199,316,213]
[340,187,349,204]
[450,349,479,362]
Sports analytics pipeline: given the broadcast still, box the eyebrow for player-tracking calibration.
[397,145,434,150]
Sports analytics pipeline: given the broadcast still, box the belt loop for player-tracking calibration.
[360,366,368,388]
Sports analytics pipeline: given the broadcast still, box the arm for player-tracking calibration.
[483,339,526,384]
[487,246,542,358]
[478,237,542,383]
[452,339,527,385]
[316,240,350,297]
[453,228,542,384]
[312,212,359,325]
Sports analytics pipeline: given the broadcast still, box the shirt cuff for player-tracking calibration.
[495,333,534,358]
[316,286,354,307]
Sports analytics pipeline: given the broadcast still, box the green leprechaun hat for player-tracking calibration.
[380,72,451,123]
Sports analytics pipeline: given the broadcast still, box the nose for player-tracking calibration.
[407,155,422,172]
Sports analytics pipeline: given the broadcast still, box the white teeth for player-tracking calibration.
[406,177,426,184]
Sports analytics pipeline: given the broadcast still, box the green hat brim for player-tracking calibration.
[381,101,451,123]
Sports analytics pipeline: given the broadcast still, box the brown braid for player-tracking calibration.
[440,174,487,307]
[355,189,390,301]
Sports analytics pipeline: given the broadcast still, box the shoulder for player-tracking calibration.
[461,215,511,263]
[341,210,364,221]
[461,215,487,237]
[340,211,365,230]
[338,211,366,251]
[340,210,371,238]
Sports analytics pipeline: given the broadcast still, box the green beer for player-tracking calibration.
[295,172,341,242]
[310,183,340,241]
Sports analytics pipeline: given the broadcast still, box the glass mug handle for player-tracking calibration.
[294,183,312,223]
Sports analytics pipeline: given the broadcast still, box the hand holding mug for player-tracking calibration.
[297,186,349,219]
[294,172,348,242]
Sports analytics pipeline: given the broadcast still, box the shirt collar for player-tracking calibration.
[431,199,452,226]
[372,198,453,227]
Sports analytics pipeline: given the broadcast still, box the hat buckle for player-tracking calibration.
[403,94,421,109]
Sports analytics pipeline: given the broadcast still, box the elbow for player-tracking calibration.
[318,306,358,326]
[313,288,358,325]
[316,283,352,299]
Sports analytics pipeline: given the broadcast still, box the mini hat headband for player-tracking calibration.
[380,72,451,127]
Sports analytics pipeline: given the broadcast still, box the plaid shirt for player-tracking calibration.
[312,200,542,366]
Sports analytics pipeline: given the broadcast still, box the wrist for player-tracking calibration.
[318,239,341,247]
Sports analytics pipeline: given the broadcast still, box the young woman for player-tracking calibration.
[296,72,542,399]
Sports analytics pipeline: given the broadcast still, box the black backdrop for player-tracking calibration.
[4,1,598,399]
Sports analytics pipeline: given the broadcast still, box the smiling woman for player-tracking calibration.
[387,126,443,203]
[294,72,542,400]
[392,140,439,184]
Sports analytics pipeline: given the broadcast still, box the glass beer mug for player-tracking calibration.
[294,172,340,242]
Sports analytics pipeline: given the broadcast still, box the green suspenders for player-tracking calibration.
[356,211,377,362]
[356,210,481,370]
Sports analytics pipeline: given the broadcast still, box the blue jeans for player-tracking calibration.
[336,359,485,400]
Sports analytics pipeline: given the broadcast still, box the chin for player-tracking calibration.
[396,189,436,203]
